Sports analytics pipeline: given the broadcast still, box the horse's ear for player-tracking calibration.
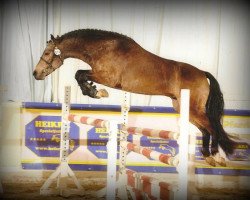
[50,34,55,41]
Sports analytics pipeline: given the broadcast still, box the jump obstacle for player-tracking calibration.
[40,86,119,197]
[40,86,190,200]
[40,86,84,196]
[114,90,190,200]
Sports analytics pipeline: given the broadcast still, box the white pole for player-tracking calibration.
[59,86,71,178]
[178,89,190,200]
[117,92,130,199]
[106,120,118,200]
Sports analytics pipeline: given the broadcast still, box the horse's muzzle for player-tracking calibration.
[33,70,37,77]
[33,70,44,80]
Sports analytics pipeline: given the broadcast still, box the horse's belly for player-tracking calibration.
[121,78,169,96]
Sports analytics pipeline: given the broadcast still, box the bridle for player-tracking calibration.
[40,42,64,75]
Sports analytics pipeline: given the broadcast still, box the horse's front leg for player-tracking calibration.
[75,70,108,98]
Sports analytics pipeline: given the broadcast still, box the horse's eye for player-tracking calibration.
[44,52,50,56]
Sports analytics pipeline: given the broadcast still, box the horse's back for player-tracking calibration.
[116,43,179,95]
[92,37,209,102]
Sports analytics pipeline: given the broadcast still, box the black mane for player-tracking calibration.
[58,29,132,42]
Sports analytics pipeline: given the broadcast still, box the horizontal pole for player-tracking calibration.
[126,169,174,191]
[66,114,109,128]
[125,142,178,166]
[122,126,179,140]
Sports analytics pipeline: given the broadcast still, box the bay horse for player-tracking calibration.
[33,29,236,166]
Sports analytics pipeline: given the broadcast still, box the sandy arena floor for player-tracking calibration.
[0,171,107,200]
[1,171,250,200]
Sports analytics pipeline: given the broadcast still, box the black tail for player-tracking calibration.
[205,72,236,155]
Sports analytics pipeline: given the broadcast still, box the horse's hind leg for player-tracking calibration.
[211,136,226,166]
[196,111,226,166]
[172,97,226,167]
[172,99,214,166]
[172,99,212,156]
[200,128,211,157]
[211,136,219,155]
[75,70,108,98]
[193,113,227,166]
[198,128,217,166]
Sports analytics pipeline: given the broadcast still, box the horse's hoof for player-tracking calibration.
[96,89,109,98]
[215,157,226,167]
[205,156,216,166]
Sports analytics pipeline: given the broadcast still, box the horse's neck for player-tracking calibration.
[60,38,114,66]
[60,39,93,64]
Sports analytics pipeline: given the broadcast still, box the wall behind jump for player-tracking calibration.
[0,0,249,109]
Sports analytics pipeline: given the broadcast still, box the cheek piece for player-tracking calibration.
[40,46,64,76]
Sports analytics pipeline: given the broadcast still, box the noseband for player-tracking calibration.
[40,45,64,75]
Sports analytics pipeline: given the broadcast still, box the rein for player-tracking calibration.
[40,45,64,75]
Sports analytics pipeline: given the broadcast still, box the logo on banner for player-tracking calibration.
[87,126,121,159]
[87,127,109,159]
[25,115,80,157]
[140,136,178,156]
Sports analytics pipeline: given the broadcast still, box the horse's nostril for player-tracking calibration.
[33,71,37,76]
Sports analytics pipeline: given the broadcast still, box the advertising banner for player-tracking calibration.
[21,103,250,175]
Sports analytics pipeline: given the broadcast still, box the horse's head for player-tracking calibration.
[33,35,64,80]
